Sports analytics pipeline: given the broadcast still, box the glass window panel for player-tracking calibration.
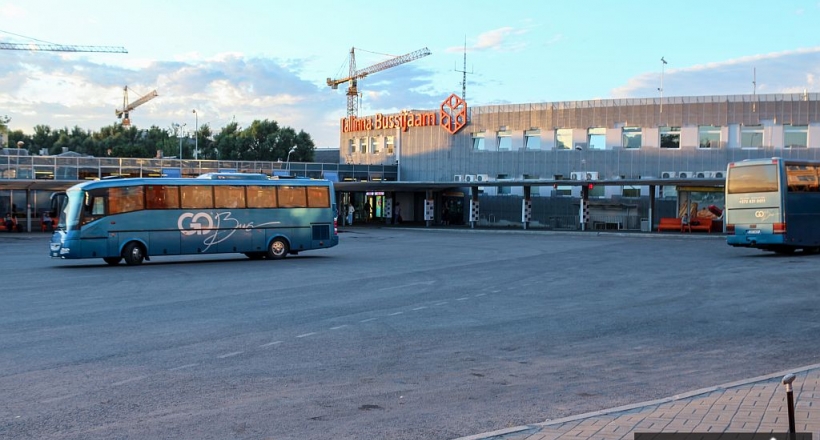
[307,186,330,208]
[698,126,721,149]
[524,129,541,150]
[347,139,355,154]
[588,127,605,150]
[622,127,642,149]
[660,126,681,149]
[247,185,278,208]
[108,186,144,214]
[497,130,512,151]
[371,137,380,154]
[145,185,180,209]
[555,129,572,150]
[277,186,307,208]
[214,185,245,208]
[358,138,367,154]
[472,132,485,151]
[385,136,394,154]
[784,125,808,148]
[180,185,213,209]
[786,164,820,192]
[741,125,763,148]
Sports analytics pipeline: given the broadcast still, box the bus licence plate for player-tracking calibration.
[747,229,761,235]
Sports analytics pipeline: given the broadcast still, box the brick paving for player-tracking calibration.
[457,364,820,440]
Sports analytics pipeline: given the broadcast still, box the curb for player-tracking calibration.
[453,362,820,440]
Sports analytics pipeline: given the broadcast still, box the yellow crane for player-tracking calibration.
[115,86,158,127]
[327,47,431,116]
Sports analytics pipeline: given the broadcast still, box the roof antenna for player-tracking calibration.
[454,36,473,101]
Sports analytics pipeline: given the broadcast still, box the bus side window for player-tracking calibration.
[82,189,109,225]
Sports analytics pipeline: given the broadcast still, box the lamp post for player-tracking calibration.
[659,56,667,113]
[177,123,187,160]
[286,146,297,172]
[192,109,198,160]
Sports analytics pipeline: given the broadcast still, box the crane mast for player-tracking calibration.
[115,86,158,126]
[327,47,431,116]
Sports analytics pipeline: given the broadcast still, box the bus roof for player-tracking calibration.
[64,176,333,192]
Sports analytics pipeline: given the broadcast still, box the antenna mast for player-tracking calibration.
[454,36,473,101]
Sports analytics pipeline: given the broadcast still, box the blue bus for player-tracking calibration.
[49,173,339,265]
[725,157,820,253]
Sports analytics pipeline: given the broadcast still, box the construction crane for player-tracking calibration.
[0,42,127,53]
[115,86,158,126]
[327,47,431,117]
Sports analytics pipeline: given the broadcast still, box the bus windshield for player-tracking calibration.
[726,164,779,194]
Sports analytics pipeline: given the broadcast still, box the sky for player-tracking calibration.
[2,0,820,148]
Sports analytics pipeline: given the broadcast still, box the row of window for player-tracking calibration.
[470,125,809,151]
[347,136,396,155]
[84,184,331,219]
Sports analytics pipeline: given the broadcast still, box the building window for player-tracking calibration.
[348,139,355,154]
[370,136,380,154]
[555,129,572,150]
[524,129,541,150]
[588,127,606,150]
[660,126,681,149]
[784,125,808,148]
[385,136,394,154]
[472,132,485,151]
[741,125,763,149]
[359,138,367,154]
[622,186,641,197]
[698,126,721,149]
[622,127,641,149]
[523,174,540,196]
[497,130,512,151]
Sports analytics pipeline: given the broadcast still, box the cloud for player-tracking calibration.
[611,47,820,98]
[0,50,440,148]
[444,27,528,54]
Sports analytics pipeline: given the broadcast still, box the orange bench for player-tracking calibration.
[682,217,713,233]
[657,217,682,232]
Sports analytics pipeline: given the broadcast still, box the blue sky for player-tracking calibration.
[2,0,819,148]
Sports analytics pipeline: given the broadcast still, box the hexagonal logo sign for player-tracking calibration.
[440,93,467,135]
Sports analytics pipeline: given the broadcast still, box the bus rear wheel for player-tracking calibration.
[123,242,145,266]
[267,238,289,260]
[103,257,122,265]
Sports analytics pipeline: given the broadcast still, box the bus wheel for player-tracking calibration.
[103,257,122,265]
[267,238,289,260]
[123,242,145,266]
[244,252,265,260]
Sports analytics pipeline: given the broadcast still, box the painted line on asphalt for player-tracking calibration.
[112,375,148,386]
[475,293,486,297]
[412,306,428,311]
[296,332,318,338]
[42,393,80,403]
[330,325,349,330]
[259,341,282,348]
[217,351,244,359]
[456,297,470,301]
[434,302,448,306]
[378,281,435,291]
[169,363,198,371]
[388,311,404,316]
[360,318,377,323]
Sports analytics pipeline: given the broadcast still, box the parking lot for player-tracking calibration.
[1,229,819,440]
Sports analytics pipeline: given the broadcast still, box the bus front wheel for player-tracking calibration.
[267,238,289,260]
[123,242,145,266]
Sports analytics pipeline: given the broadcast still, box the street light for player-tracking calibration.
[177,123,187,160]
[286,146,297,172]
[192,109,198,160]
[659,56,667,113]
